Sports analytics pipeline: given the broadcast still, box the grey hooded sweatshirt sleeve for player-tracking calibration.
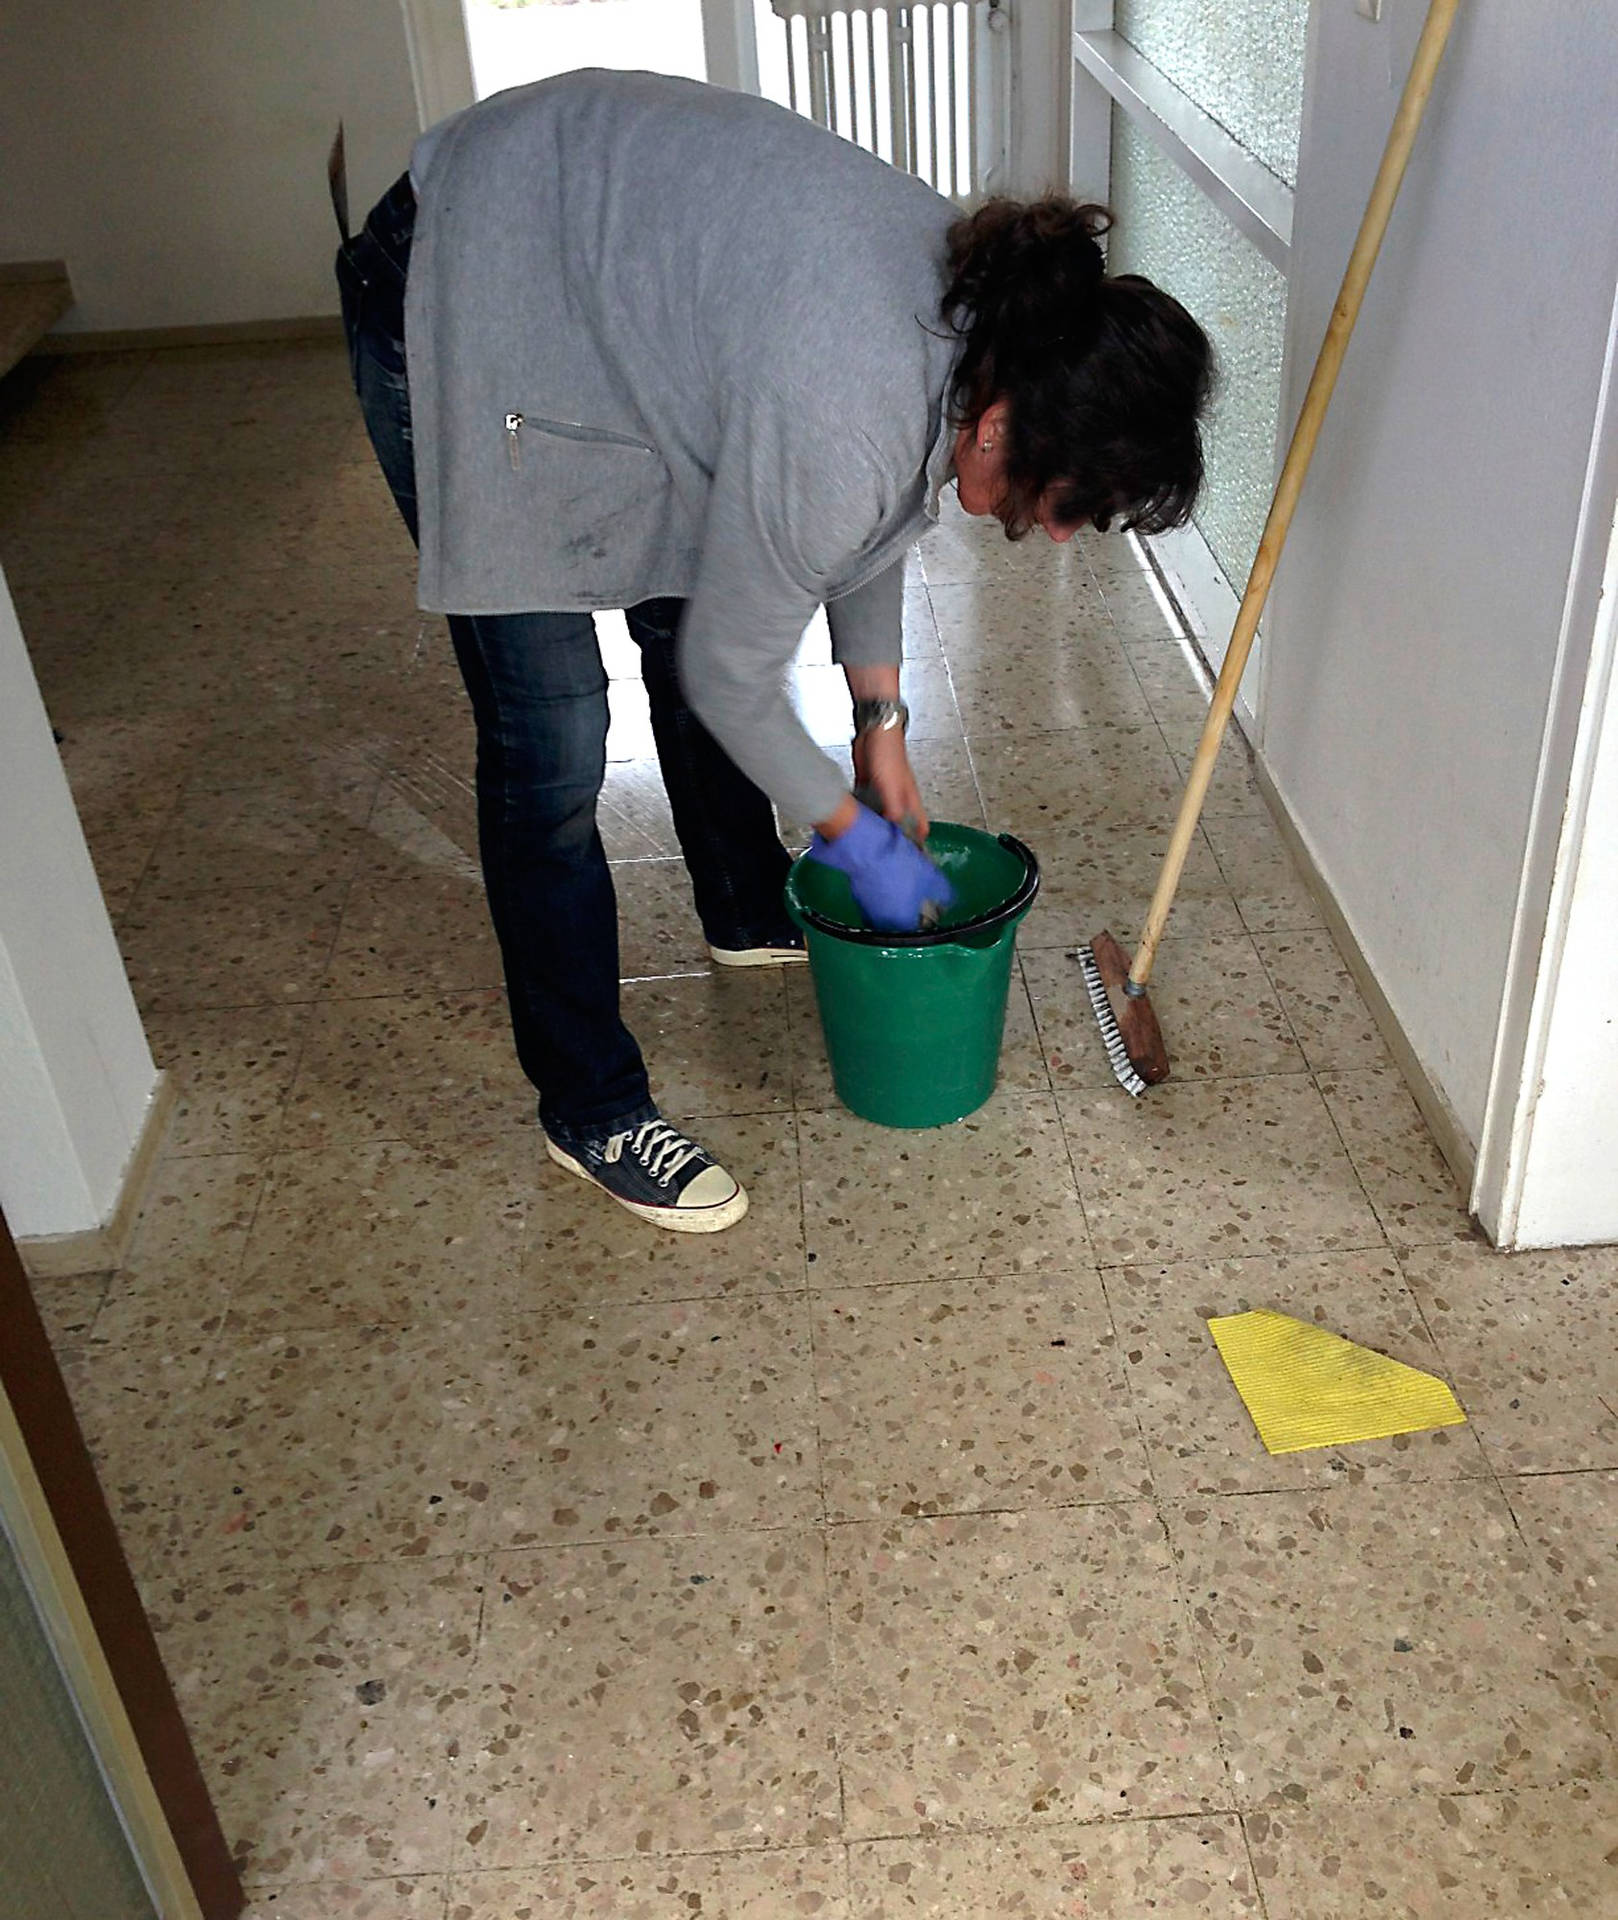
[405,70,960,827]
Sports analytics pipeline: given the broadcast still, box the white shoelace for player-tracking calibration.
[602,1119,702,1186]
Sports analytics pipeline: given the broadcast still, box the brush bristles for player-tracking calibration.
[1076,945,1149,1097]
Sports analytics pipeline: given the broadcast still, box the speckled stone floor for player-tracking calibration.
[5,343,1617,1917]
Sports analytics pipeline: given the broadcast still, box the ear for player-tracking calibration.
[975,397,1013,447]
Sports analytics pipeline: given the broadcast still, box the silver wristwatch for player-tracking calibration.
[852,697,909,738]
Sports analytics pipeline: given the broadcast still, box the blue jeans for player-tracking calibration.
[336,174,794,1135]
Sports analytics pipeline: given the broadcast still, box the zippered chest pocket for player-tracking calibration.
[503,410,658,471]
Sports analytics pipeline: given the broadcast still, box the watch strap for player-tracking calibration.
[852,697,909,736]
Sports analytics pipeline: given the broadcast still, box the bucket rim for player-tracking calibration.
[787,831,1040,947]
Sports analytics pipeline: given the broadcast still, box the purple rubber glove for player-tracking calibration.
[805,801,957,932]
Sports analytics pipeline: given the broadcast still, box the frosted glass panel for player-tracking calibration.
[0,1532,156,1919]
[1108,118,1287,591]
[1114,0,1310,185]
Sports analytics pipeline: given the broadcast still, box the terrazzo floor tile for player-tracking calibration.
[483,1292,822,1543]
[829,1505,1230,1835]
[903,737,988,829]
[926,570,1111,646]
[622,968,795,1117]
[358,778,480,892]
[138,766,380,898]
[919,515,1097,591]
[0,348,149,441]
[1119,638,1213,737]
[949,640,1157,736]
[594,758,681,859]
[846,1813,1260,1916]
[239,1878,447,1919]
[1060,1076,1384,1266]
[144,1323,532,1574]
[117,880,348,1011]
[1106,1249,1489,1498]
[60,1337,218,1599]
[51,700,196,808]
[526,1111,806,1305]
[24,1269,112,1347]
[1023,935,1307,1090]
[91,1151,264,1345]
[324,873,503,1000]
[146,1004,308,1155]
[198,703,417,798]
[292,463,420,576]
[446,1846,849,1918]
[1167,1480,1610,1808]
[0,458,189,590]
[1317,1067,1475,1247]
[1200,816,1327,936]
[777,737,986,846]
[150,748,381,848]
[1506,1470,1618,1737]
[142,469,326,580]
[1252,928,1392,1073]
[17,339,1618,1920]
[968,725,1184,834]
[1245,1784,1618,1917]
[777,577,939,667]
[1398,1243,1618,1474]
[609,857,713,976]
[284,989,531,1149]
[1012,822,1247,952]
[458,1532,838,1865]
[813,1272,1150,1518]
[782,961,1049,1111]
[792,656,961,743]
[152,1557,479,1885]
[229,1138,529,1331]
[72,795,177,914]
[1166,737,1271,821]
[1097,567,1194,641]
[798,1091,1093,1285]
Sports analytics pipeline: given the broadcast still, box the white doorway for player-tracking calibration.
[461,0,710,98]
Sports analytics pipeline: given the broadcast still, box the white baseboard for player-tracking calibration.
[38,314,344,356]
[18,1074,177,1280]
[1248,757,1479,1207]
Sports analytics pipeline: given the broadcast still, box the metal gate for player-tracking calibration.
[767,0,1011,203]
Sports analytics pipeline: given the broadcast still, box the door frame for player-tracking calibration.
[398,0,759,125]
[0,1210,241,1919]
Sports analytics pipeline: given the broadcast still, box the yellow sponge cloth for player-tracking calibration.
[1207,1309,1467,1455]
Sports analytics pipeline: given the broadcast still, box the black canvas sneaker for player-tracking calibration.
[706,930,807,968]
[543,1108,748,1233]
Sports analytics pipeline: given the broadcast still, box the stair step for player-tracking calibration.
[0,263,74,381]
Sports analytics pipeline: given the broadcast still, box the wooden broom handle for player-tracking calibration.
[1128,0,1462,991]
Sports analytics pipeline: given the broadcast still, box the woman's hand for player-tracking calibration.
[853,722,930,840]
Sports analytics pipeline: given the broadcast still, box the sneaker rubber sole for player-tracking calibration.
[707,941,808,968]
[543,1136,750,1233]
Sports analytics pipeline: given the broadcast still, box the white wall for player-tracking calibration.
[0,568,159,1240]
[0,0,421,333]
[1262,0,1618,1150]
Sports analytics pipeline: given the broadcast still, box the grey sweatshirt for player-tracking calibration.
[406,70,960,826]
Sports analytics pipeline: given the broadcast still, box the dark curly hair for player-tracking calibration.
[942,197,1213,538]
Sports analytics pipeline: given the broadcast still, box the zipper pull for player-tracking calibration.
[504,411,523,471]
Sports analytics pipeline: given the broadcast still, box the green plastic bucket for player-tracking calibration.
[783,822,1040,1129]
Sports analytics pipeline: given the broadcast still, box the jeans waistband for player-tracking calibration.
[363,173,417,260]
